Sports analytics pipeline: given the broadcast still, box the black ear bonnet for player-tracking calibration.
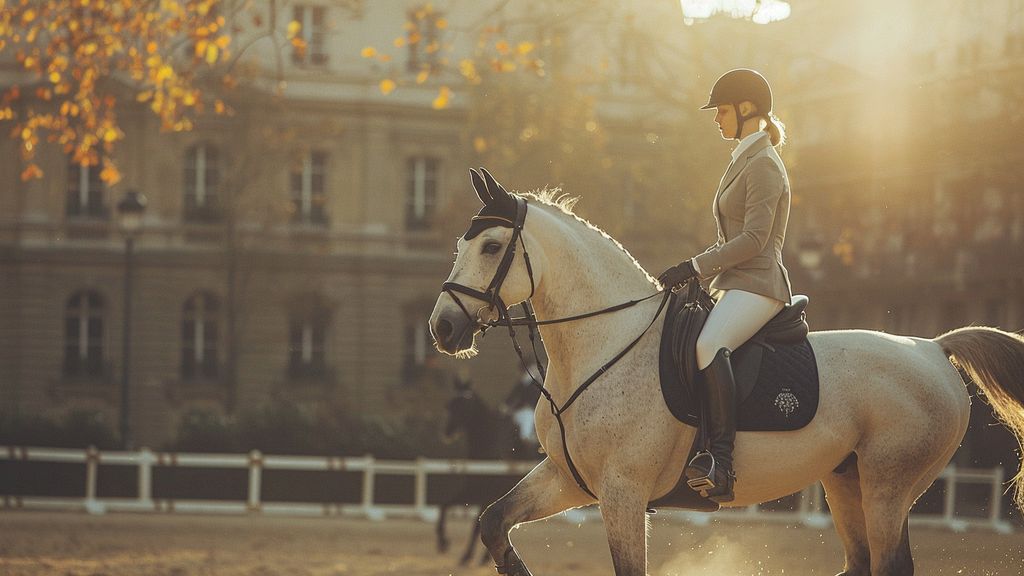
[463,167,518,240]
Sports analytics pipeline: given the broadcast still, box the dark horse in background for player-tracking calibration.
[437,378,520,566]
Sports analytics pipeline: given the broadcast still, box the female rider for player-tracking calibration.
[657,68,794,503]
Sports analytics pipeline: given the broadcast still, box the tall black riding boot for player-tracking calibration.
[685,347,737,503]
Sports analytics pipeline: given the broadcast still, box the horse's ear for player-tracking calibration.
[479,167,510,200]
[469,168,491,205]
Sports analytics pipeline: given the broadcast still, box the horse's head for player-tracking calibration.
[429,168,540,356]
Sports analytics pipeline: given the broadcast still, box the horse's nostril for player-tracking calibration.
[437,318,454,344]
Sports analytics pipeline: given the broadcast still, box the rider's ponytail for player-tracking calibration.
[765,112,786,147]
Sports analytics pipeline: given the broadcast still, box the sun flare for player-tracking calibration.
[679,0,792,25]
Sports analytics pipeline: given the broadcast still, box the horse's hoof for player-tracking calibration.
[498,549,533,576]
[507,563,534,576]
[437,538,449,554]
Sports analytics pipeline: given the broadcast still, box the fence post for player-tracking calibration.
[943,464,957,528]
[990,465,1008,531]
[799,483,810,515]
[248,450,262,513]
[362,454,383,520]
[414,457,430,521]
[84,445,104,514]
[804,482,831,528]
[138,447,153,507]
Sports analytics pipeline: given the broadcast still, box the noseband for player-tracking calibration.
[440,195,671,500]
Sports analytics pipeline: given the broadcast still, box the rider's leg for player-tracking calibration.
[688,290,785,502]
[695,289,785,370]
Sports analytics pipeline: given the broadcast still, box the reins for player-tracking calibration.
[503,291,670,499]
[442,195,671,499]
[490,291,666,328]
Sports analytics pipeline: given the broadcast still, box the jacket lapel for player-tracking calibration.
[712,132,771,231]
[716,133,771,196]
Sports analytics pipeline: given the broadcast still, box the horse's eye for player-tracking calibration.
[482,241,502,255]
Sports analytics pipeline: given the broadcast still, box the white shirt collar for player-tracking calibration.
[731,130,766,162]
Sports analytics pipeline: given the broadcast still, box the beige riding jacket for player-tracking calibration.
[692,131,793,304]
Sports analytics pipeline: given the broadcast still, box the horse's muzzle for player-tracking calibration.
[431,311,476,354]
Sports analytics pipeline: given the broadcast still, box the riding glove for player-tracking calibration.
[658,259,699,288]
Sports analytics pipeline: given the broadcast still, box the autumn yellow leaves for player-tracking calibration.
[1,0,232,184]
[360,5,544,111]
[0,1,550,185]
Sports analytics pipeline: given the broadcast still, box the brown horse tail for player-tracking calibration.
[935,326,1024,510]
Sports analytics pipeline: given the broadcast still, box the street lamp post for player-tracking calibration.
[116,189,147,450]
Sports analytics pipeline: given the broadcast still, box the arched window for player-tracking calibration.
[184,143,222,222]
[182,292,220,380]
[64,290,105,377]
[287,295,331,380]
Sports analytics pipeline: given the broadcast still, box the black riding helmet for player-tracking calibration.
[700,68,773,139]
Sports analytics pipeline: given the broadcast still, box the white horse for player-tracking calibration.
[428,170,1024,576]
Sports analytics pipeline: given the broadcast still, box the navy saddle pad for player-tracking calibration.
[658,291,820,432]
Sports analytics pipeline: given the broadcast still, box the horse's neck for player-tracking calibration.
[527,206,660,401]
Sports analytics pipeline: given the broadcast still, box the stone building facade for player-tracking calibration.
[0,2,530,448]
[1,0,1023,471]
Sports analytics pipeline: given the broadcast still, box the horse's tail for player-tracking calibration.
[935,326,1024,510]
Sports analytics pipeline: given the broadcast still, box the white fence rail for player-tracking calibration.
[0,446,1013,533]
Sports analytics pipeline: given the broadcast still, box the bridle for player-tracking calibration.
[440,195,671,499]
[442,196,535,331]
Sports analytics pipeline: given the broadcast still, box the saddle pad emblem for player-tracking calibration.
[774,389,800,417]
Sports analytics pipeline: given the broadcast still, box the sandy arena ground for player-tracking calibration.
[0,510,1022,575]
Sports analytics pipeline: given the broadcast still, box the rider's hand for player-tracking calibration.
[657,260,698,288]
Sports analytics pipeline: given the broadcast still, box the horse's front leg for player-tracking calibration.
[599,473,649,576]
[435,502,450,553]
[479,458,595,575]
[459,505,481,565]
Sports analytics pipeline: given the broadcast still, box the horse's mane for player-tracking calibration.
[520,188,656,282]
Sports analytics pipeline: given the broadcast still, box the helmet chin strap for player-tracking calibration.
[732,102,756,140]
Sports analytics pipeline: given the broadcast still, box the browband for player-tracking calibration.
[462,196,519,240]
[472,215,515,226]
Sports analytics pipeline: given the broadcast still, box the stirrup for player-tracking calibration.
[685,451,718,491]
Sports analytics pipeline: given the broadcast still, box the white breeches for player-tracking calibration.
[696,289,786,370]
